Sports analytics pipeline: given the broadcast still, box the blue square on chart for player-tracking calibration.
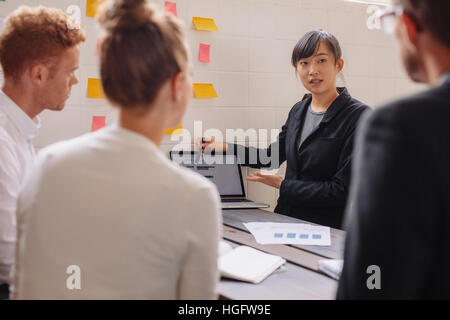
[274,233,283,238]
[312,234,322,239]
[299,234,309,239]
[287,233,296,239]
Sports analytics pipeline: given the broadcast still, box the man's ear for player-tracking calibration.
[30,64,49,85]
[401,11,420,46]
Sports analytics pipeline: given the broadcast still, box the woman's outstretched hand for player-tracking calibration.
[246,171,283,189]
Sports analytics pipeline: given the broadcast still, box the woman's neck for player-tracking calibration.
[119,107,166,147]
[310,87,339,113]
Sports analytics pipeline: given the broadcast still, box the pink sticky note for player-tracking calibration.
[164,1,177,17]
[199,43,210,63]
[92,116,106,132]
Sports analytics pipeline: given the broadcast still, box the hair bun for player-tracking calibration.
[98,0,152,31]
[118,0,145,9]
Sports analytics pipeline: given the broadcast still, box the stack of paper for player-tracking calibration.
[218,241,286,284]
[318,259,344,280]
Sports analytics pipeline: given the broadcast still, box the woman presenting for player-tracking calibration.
[203,29,370,229]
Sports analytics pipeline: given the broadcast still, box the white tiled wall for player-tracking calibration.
[0,0,426,211]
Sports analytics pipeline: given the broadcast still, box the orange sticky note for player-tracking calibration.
[87,0,106,17]
[192,17,219,31]
[165,124,183,135]
[164,1,177,17]
[193,83,218,98]
[87,78,106,99]
[199,43,210,63]
[92,116,106,132]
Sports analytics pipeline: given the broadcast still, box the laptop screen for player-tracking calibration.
[170,151,245,197]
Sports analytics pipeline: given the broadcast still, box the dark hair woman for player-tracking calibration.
[202,29,371,229]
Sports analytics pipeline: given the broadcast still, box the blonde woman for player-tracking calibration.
[14,0,221,299]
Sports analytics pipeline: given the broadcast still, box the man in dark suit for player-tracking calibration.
[337,0,450,299]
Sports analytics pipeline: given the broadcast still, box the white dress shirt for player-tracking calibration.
[14,125,222,299]
[0,90,40,285]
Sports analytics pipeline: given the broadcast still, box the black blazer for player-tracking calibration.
[337,72,450,299]
[232,87,370,229]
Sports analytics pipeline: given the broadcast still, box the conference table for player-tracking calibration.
[218,209,346,300]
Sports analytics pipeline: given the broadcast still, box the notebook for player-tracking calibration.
[218,241,286,284]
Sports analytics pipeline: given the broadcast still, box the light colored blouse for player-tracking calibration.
[14,125,222,299]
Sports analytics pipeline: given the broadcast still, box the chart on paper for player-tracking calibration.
[244,222,331,246]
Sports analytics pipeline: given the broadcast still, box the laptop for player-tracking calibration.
[169,151,269,210]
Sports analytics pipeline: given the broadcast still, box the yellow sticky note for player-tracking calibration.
[87,78,106,99]
[87,0,106,18]
[192,17,219,31]
[193,83,218,98]
[165,124,183,135]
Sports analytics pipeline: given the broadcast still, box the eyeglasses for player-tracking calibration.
[376,6,404,35]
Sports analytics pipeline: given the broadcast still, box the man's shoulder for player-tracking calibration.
[0,112,15,140]
[370,85,450,126]
[0,114,20,154]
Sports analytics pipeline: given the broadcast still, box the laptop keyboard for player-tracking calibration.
[221,198,251,203]
[221,201,269,209]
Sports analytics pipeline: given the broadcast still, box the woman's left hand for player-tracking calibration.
[246,171,283,189]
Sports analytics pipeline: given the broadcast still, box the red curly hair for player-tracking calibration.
[0,6,86,80]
